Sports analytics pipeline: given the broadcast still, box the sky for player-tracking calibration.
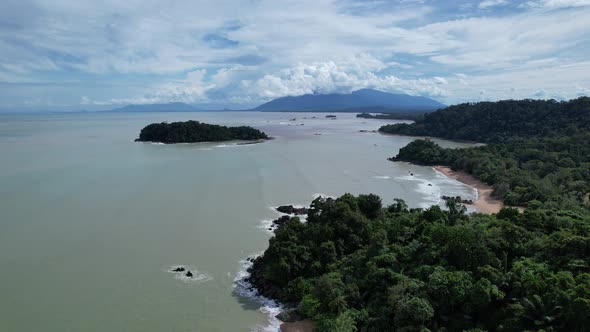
[1,0,589,111]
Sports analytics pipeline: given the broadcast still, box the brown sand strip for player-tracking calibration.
[433,166,505,214]
[280,320,315,332]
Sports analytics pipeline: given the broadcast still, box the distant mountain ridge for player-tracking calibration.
[254,89,445,112]
[109,102,200,112]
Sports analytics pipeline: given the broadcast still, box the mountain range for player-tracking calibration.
[253,89,445,112]
[107,89,445,113]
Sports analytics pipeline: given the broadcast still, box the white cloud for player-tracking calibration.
[479,0,508,9]
[1,0,589,109]
[247,58,449,99]
[525,0,590,9]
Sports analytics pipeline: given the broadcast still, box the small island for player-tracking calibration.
[135,120,269,144]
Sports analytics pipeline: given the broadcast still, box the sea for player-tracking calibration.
[0,111,476,332]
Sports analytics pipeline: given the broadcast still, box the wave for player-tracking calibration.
[372,175,391,180]
[432,169,479,201]
[234,255,284,332]
[394,174,441,208]
[214,143,236,148]
[257,219,277,235]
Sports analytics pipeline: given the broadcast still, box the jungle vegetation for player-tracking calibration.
[250,97,590,331]
[135,120,268,143]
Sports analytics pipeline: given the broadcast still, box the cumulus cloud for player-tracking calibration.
[0,0,589,109]
[248,58,449,99]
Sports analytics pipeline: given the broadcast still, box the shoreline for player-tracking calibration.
[433,165,504,214]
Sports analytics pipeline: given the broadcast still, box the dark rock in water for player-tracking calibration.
[428,184,432,186]
[276,308,303,323]
[410,173,414,176]
[276,205,309,215]
[273,215,292,226]
[185,271,193,278]
[172,267,185,272]
[325,115,336,118]
[441,195,474,205]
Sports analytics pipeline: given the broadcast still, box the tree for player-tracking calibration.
[394,295,434,329]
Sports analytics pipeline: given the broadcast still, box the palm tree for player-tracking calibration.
[520,295,563,331]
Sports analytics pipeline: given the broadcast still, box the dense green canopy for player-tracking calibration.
[379,97,590,143]
[385,97,590,209]
[135,120,268,143]
[250,97,590,331]
[393,136,590,208]
[249,195,590,331]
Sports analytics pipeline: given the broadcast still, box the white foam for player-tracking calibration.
[234,255,284,332]
[166,265,213,284]
[198,148,213,151]
[257,219,277,235]
[394,174,441,208]
[372,175,391,180]
[432,169,479,201]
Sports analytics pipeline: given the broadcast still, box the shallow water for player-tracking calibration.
[0,112,476,331]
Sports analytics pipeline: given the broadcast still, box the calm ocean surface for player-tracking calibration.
[0,112,476,332]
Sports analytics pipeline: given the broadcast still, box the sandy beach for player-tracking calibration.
[280,320,315,332]
[433,166,504,214]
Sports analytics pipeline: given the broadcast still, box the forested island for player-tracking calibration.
[249,97,590,331]
[135,120,269,143]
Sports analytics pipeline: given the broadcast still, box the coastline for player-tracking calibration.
[378,132,485,145]
[433,166,504,214]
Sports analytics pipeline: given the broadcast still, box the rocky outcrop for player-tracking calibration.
[276,205,309,215]
[276,308,304,323]
[246,256,287,302]
[441,195,474,205]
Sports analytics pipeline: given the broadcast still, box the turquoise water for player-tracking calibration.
[0,112,476,331]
